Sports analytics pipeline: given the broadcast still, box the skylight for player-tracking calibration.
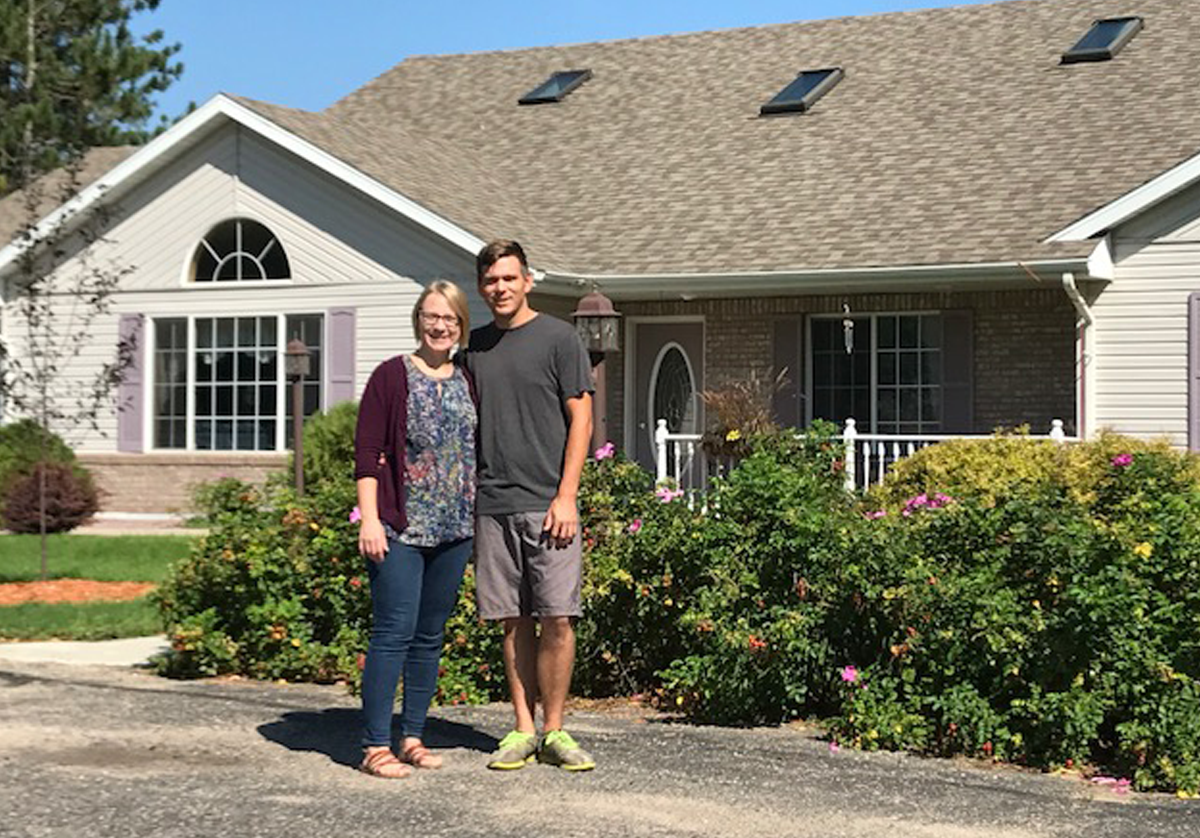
[518,69,592,105]
[760,68,844,116]
[1061,16,1143,64]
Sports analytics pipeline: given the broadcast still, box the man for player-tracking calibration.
[464,239,596,772]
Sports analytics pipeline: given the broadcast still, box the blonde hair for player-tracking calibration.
[412,280,470,349]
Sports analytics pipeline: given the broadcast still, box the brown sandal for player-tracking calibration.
[400,741,443,770]
[360,747,412,779]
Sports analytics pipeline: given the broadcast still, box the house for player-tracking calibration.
[2,0,1199,514]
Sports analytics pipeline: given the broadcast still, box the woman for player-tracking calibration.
[353,280,475,779]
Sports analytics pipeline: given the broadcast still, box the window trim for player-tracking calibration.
[146,312,326,453]
[804,310,943,433]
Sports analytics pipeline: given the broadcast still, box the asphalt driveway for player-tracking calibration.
[0,660,1196,838]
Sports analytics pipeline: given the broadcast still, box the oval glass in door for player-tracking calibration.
[648,343,697,471]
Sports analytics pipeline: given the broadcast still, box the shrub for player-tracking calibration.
[869,429,1192,511]
[2,460,99,533]
[156,412,1200,794]
[825,441,1200,793]
[0,419,81,526]
[288,401,359,489]
[157,466,504,702]
[579,425,853,723]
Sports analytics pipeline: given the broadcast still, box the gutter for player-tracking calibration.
[536,258,1094,299]
[1062,271,1094,438]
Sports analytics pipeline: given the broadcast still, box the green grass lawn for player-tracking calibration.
[0,534,196,583]
[0,534,198,640]
[0,599,163,640]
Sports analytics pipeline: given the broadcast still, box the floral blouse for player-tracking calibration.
[391,355,476,547]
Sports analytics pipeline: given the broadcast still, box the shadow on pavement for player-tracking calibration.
[258,708,497,768]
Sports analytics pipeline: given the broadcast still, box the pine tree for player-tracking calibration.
[0,0,182,194]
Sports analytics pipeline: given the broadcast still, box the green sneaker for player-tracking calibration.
[538,729,596,772]
[487,730,538,770]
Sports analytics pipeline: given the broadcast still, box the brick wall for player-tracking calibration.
[611,288,1076,445]
[77,452,288,515]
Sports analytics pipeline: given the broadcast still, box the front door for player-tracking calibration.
[630,320,704,471]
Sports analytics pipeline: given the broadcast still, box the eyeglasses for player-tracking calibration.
[419,312,461,328]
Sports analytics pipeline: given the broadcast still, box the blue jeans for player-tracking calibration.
[360,536,472,747]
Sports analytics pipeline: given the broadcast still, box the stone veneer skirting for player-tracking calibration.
[76,452,288,515]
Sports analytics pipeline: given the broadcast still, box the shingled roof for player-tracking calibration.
[7,0,1199,282]
[321,0,1200,276]
[0,145,137,247]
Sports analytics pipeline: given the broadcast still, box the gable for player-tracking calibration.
[93,123,476,293]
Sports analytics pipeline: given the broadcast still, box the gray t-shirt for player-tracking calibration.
[465,314,594,515]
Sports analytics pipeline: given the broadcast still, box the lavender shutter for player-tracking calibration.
[117,314,144,453]
[327,307,356,405]
[940,310,974,433]
[772,318,802,430]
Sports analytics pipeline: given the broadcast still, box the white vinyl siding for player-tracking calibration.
[1095,187,1200,447]
[2,121,490,451]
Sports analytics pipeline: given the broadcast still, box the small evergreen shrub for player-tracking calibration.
[2,460,99,533]
[289,401,359,489]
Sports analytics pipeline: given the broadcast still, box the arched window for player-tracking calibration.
[190,218,290,282]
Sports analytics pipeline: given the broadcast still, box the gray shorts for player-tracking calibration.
[474,512,583,620]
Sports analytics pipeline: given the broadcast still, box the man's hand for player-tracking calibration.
[543,494,579,549]
[358,518,388,563]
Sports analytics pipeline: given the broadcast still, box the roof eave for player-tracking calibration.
[537,256,1100,300]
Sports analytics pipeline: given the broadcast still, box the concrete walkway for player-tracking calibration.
[0,655,1197,838]
[0,634,167,666]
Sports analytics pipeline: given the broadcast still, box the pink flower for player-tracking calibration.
[828,741,841,754]
[594,442,616,461]
[656,485,684,503]
[840,665,859,684]
[348,506,362,524]
[865,509,886,520]
[1111,453,1133,468]
[628,518,643,534]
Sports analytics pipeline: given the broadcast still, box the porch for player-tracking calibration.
[653,418,1077,493]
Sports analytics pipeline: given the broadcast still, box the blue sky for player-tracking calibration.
[134,0,1001,122]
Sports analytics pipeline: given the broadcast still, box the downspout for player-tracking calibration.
[1061,272,1093,438]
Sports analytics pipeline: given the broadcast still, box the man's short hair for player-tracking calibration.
[476,239,530,280]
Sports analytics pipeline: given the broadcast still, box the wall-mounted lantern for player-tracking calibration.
[572,289,622,451]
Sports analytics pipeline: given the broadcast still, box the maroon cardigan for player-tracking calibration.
[353,354,476,534]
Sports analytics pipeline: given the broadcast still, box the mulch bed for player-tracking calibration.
[0,579,156,606]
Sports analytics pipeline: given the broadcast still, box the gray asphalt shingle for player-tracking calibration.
[324,0,1198,275]
[9,0,1198,279]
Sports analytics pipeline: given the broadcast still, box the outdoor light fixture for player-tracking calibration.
[285,338,311,496]
[284,338,311,379]
[572,288,622,450]
[572,288,622,353]
[842,302,854,355]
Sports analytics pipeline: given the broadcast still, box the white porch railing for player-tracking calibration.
[653,418,1078,493]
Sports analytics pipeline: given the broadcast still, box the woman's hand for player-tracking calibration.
[358,518,388,563]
